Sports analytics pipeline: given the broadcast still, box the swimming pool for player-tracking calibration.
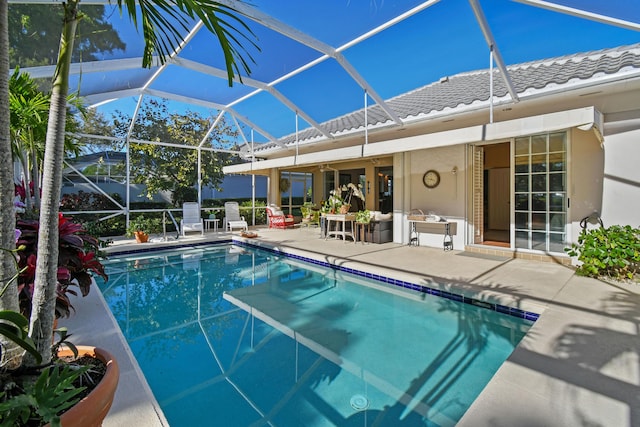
[98,243,534,426]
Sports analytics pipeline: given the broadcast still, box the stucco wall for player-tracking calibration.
[601,127,640,228]
[398,145,466,249]
[568,128,605,241]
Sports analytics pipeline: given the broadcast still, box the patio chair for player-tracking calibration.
[266,205,295,229]
[181,202,204,236]
[223,202,249,232]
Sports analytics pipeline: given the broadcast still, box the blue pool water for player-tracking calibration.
[98,244,533,426]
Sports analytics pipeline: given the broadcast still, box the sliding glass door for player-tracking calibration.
[514,132,567,253]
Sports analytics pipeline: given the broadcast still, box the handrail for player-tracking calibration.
[163,210,180,240]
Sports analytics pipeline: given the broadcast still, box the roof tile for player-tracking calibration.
[257,43,640,154]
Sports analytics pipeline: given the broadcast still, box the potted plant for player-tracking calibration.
[125,215,161,243]
[322,190,343,214]
[1,225,119,426]
[322,183,365,214]
[0,324,120,427]
[300,202,315,222]
[0,307,119,426]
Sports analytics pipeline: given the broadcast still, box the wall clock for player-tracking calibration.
[422,170,440,188]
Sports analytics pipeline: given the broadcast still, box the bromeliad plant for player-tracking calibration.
[15,214,108,319]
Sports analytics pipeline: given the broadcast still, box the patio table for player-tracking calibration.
[324,214,356,243]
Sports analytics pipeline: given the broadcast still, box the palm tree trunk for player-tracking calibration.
[0,0,22,368]
[28,0,80,364]
[21,155,33,212]
[31,146,40,209]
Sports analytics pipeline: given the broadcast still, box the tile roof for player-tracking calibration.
[255,43,640,154]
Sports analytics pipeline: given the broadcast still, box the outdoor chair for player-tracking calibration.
[266,205,295,229]
[223,202,249,232]
[181,202,204,236]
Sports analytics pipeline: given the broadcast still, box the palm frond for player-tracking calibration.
[117,0,257,85]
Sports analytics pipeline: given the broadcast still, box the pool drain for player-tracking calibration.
[350,394,370,411]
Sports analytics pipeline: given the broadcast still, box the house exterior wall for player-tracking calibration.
[397,145,466,249]
[568,127,604,240]
[394,123,619,253]
[601,127,640,228]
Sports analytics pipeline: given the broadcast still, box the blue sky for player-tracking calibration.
[83,0,640,144]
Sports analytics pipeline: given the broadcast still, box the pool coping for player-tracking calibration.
[107,238,540,322]
[232,239,540,322]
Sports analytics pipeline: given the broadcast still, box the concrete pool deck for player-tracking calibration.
[60,227,640,426]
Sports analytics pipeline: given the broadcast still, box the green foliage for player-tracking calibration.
[59,191,126,238]
[130,201,171,210]
[172,187,198,207]
[8,68,49,155]
[116,0,257,83]
[126,215,162,236]
[81,218,124,240]
[239,200,267,225]
[8,5,125,69]
[0,264,83,427]
[0,364,88,427]
[566,225,640,281]
[322,189,343,213]
[356,210,371,224]
[112,99,239,203]
[60,191,122,214]
[0,310,41,364]
[300,205,320,226]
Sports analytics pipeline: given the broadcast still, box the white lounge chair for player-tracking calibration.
[181,202,204,236]
[223,202,249,232]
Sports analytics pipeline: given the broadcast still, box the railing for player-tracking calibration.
[162,210,180,241]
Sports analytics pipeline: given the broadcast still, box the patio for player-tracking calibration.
[60,226,640,426]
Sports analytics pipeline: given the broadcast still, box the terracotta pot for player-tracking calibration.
[49,346,120,427]
[134,231,149,243]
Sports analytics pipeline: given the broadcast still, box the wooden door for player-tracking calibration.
[488,168,510,230]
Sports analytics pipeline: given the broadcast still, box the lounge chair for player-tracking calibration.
[223,202,249,232]
[266,205,295,229]
[181,202,204,236]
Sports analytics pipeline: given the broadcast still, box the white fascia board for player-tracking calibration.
[363,126,485,157]
[484,106,601,141]
[225,128,483,173]
[224,146,365,174]
[226,106,602,174]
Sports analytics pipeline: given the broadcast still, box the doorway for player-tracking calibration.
[376,167,393,213]
[473,142,510,247]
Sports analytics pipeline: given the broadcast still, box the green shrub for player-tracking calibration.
[565,225,640,281]
[239,200,267,225]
